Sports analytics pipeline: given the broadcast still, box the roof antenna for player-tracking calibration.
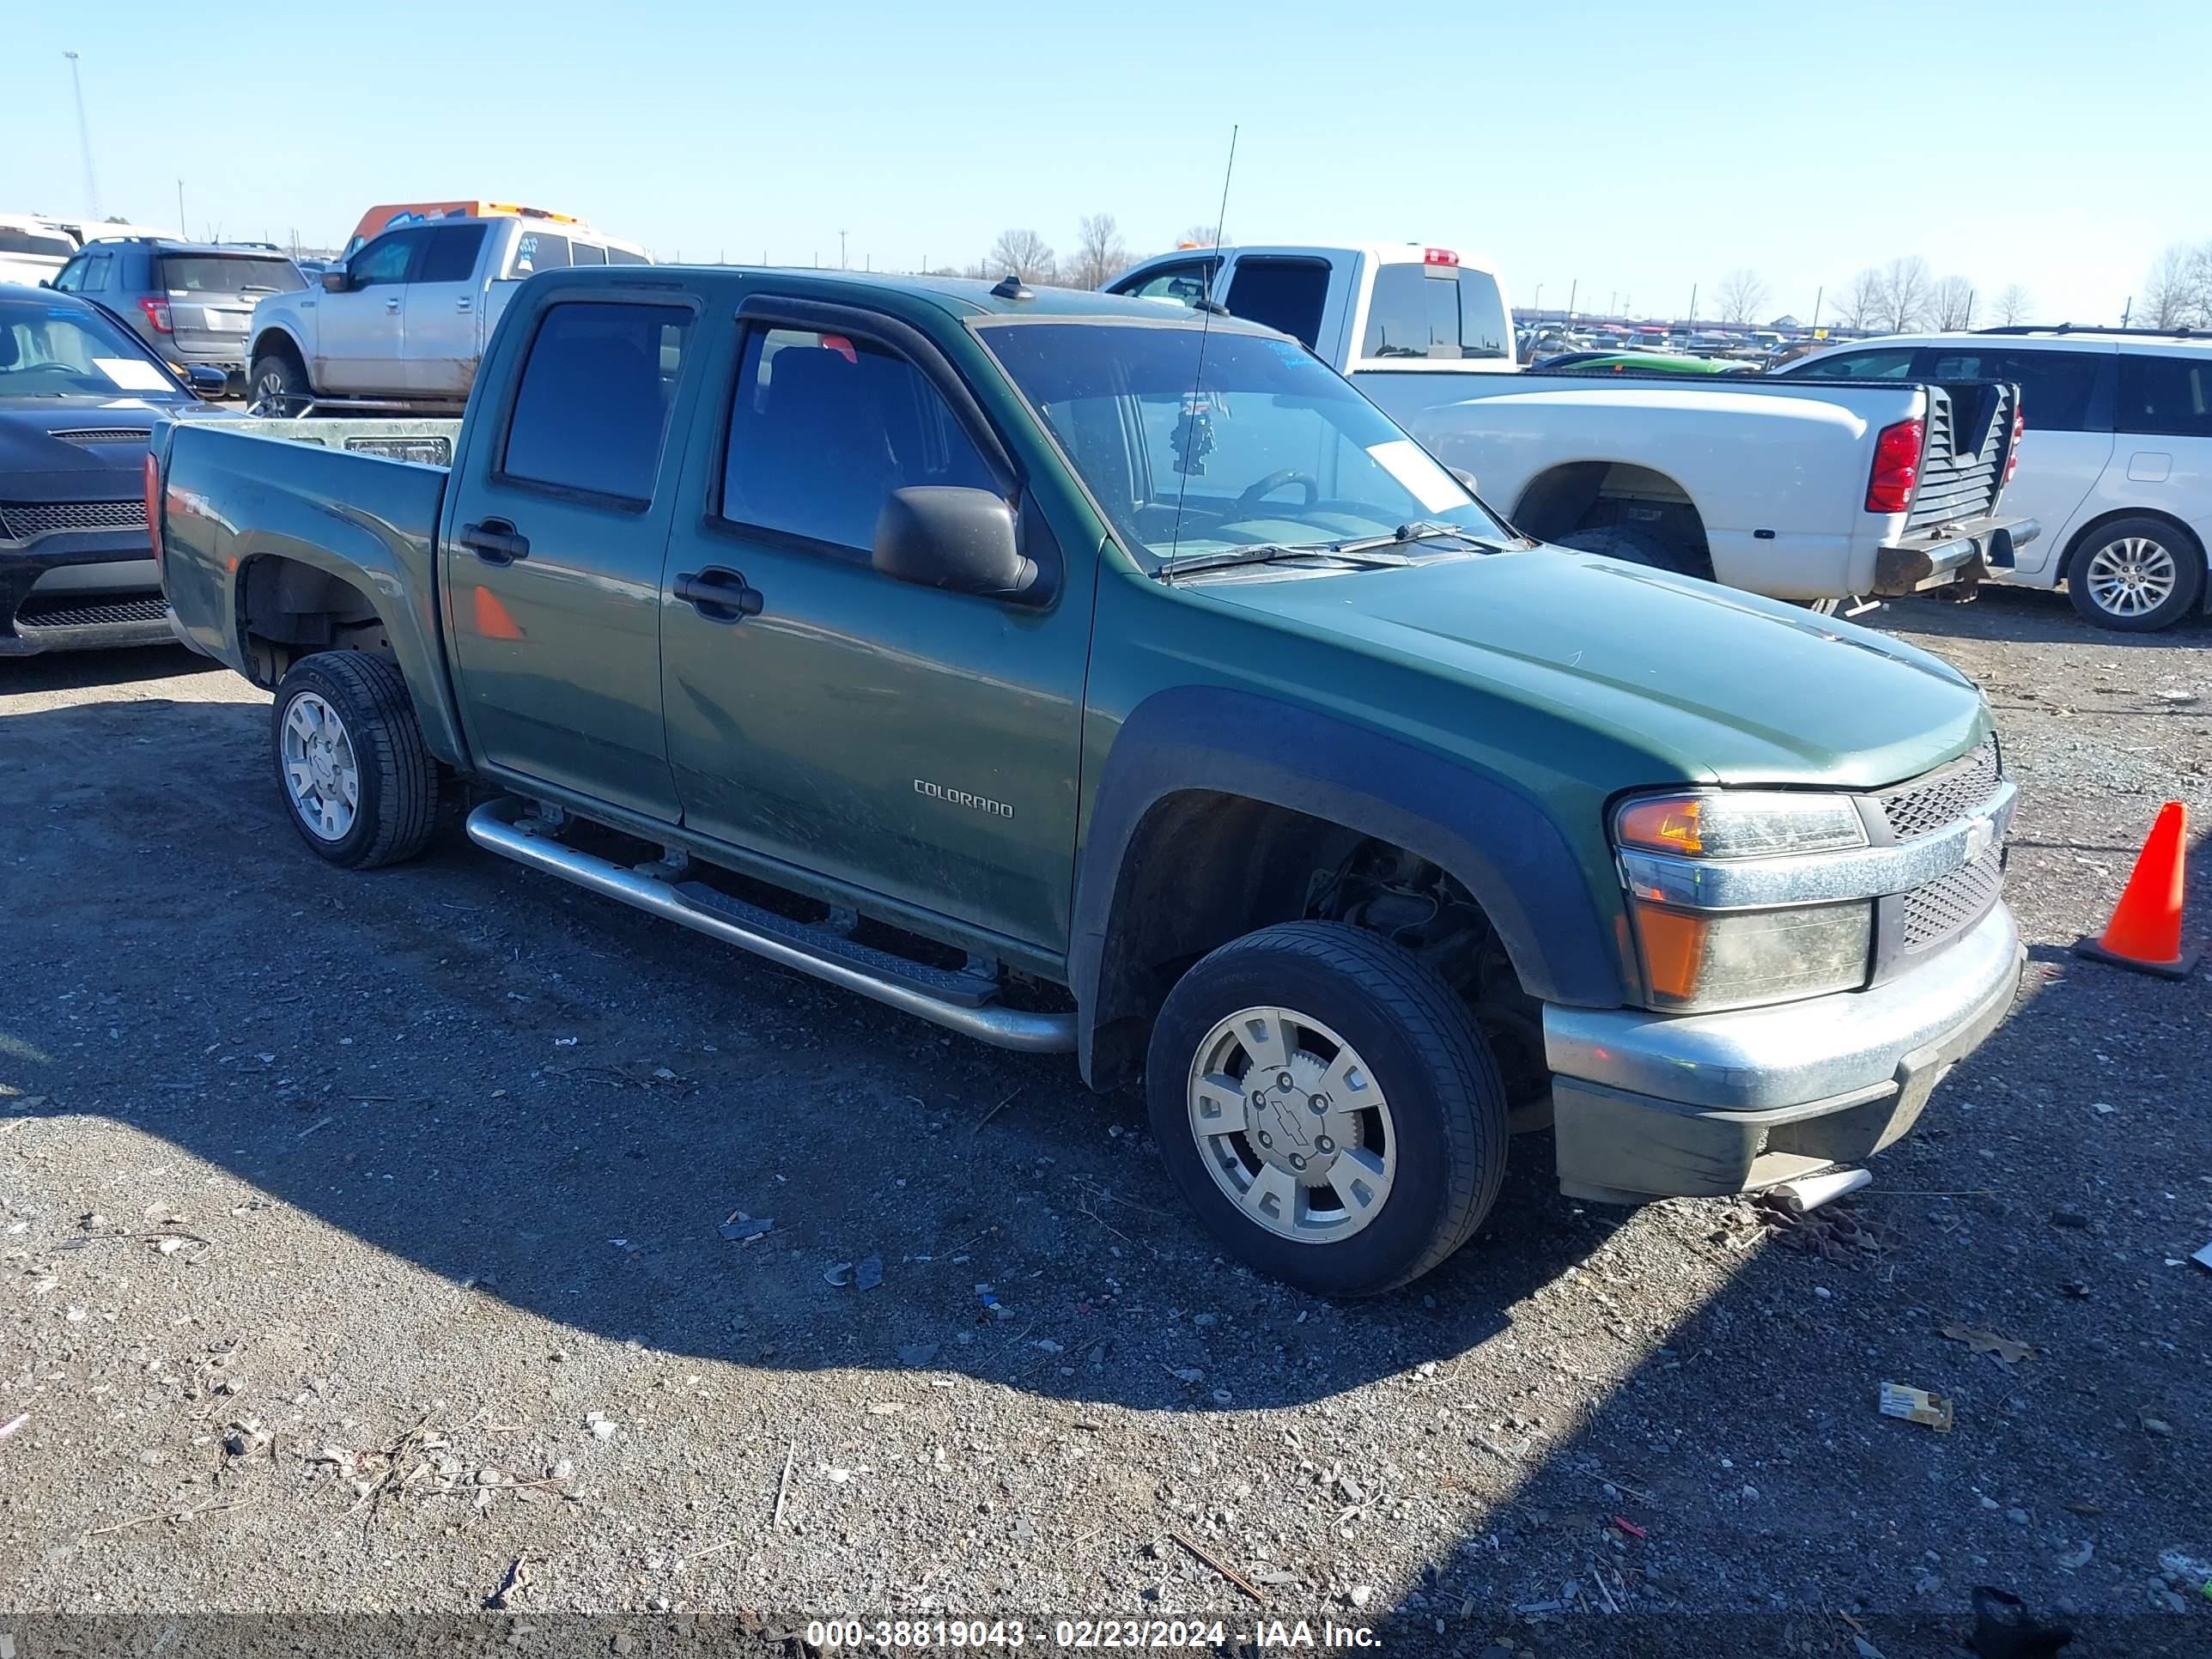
[1164,125,1238,566]
[990,272,1033,301]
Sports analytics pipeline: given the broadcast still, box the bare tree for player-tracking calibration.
[1067,213,1129,290]
[2142,244,2197,328]
[1178,223,1226,249]
[1877,255,1935,332]
[1992,283,2033,326]
[1931,275,1978,330]
[1838,267,1887,331]
[1712,269,1769,326]
[988,228,1055,283]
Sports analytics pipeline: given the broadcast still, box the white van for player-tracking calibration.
[1779,327,2212,630]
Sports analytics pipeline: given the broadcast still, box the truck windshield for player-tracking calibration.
[0,297,175,398]
[978,321,1510,563]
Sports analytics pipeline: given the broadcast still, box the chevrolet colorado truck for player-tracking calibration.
[150,267,2026,1296]
[1109,244,2038,610]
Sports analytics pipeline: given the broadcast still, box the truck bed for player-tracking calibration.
[157,417,465,739]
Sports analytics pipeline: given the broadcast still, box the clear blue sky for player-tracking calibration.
[8,0,2203,323]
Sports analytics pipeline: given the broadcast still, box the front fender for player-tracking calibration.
[1070,685,1625,1081]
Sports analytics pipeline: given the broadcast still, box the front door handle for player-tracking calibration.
[459,519,530,565]
[674,567,763,623]
[386,295,401,312]
[456,296,472,312]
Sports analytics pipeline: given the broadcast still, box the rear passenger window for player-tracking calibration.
[418,224,487,284]
[570,241,607,266]
[1360,264,1463,360]
[501,302,691,504]
[512,232,571,276]
[606,246,649,266]
[720,328,1001,553]
[1917,348,2102,432]
[1224,258,1330,349]
[2117,355,2212,439]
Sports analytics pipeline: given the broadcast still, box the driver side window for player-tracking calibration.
[349,231,422,289]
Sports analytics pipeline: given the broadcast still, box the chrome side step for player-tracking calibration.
[465,798,1076,1054]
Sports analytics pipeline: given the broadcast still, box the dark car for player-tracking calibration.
[49,239,307,394]
[1,283,233,655]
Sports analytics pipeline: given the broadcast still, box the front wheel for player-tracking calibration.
[1146,921,1509,1297]
[270,653,440,868]
[248,352,309,417]
[2067,518,2205,631]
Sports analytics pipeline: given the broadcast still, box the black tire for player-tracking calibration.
[248,349,310,416]
[1555,523,1704,578]
[1145,921,1509,1297]
[270,652,440,869]
[2064,516,2205,632]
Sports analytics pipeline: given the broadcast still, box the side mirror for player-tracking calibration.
[872,487,1036,599]
[320,267,351,294]
[183,364,231,399]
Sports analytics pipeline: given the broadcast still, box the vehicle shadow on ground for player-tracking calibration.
[1381,836,2210,1649]
[0,643,224,694]
[1883,586,2212,649]
[0,695,1628,1421]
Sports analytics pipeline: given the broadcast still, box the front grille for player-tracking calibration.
[48,428,153,446]
[0,499,148,539]
[1902,848,2004,951]
[1905,385,2012,532]
[1877,740,2001,840]
[15,594,169,630]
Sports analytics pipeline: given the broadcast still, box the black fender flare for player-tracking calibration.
[1070,685,1625,1082]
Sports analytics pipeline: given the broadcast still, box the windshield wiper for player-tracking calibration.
[1327,521,1517,556]
[1157,543,1409,580]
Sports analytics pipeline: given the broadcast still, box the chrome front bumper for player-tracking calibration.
[1543,902,2025,1200]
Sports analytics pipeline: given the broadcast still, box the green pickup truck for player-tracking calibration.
[150,267,2025,1296]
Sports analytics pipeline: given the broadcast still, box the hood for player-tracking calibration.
[0,396,216,500]
[1199,549,1989,789]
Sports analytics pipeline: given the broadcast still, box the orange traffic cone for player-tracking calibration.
[2073,801,2197,979]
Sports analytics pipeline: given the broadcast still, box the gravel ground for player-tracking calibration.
[0,588,2206,1657]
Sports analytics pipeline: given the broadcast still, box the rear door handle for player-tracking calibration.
[386,295,401,311]
[459,519,530,565]
[456,296,472,312]
[674,567,763,623]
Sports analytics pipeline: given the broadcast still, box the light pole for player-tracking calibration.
[1533,283,1543,319]
[64,52,101,221]
[839,230,848,270]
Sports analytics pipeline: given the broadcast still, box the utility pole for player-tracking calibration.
[1811,285,1823,328]
[839,230,848,270]
[177,180,186,237]
[1566,278,1577,319]
[1687,283,1698,328]
[1532,283,1543,318]
[64,52,101,220]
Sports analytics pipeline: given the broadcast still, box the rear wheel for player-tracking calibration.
[270,653,440,868]
[2066,517,2204,631]
[1146,921,1508,1297]
[249,351,309,417]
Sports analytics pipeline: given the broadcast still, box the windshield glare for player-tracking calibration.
[979,321,1510,562]
[0,301,174,398]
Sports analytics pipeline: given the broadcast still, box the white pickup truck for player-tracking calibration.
[1107,243,2038,605]
[246,216,650,413]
